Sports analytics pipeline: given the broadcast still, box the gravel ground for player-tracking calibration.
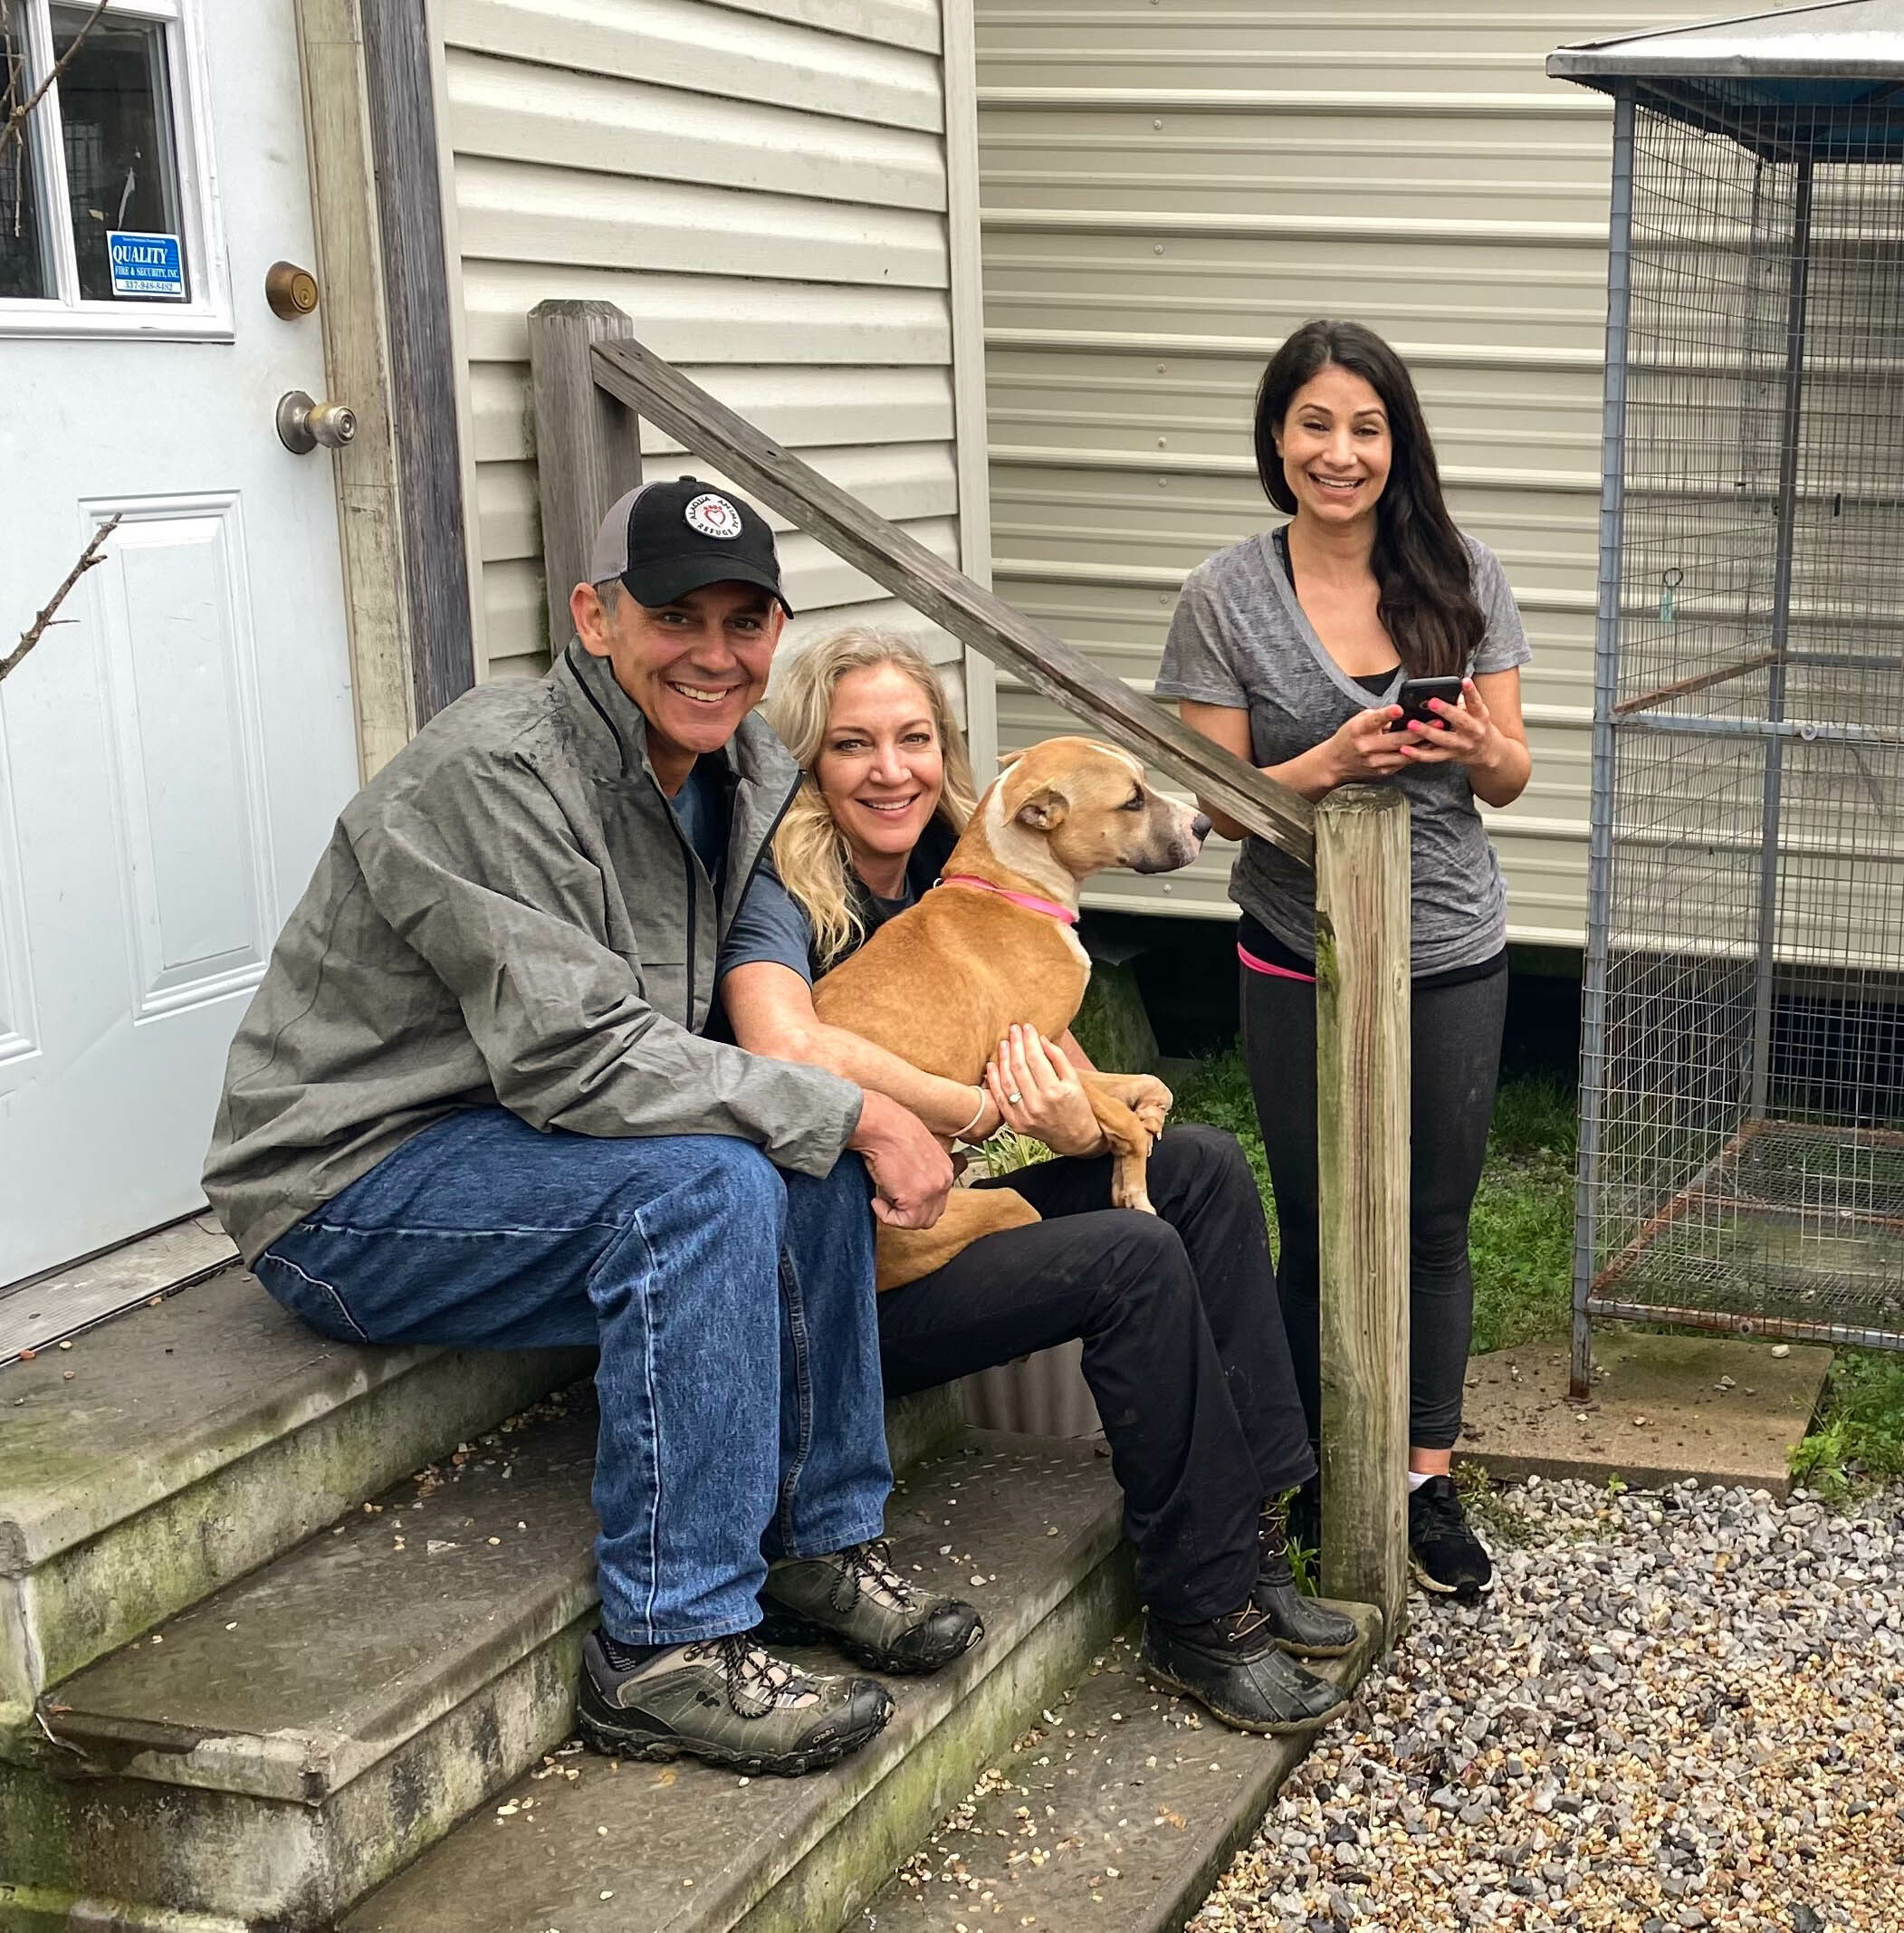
[1196,1477,1904,1933]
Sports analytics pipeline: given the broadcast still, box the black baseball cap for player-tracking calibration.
[588,476,792,616]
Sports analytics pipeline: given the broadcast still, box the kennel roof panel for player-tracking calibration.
[1551,3,1904,158]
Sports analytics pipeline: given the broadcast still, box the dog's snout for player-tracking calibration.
[1191,812,1212,844]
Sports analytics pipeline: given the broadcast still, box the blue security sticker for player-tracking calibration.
[107,231,186,300]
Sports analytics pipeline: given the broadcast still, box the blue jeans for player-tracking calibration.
[255,1108,891,1645]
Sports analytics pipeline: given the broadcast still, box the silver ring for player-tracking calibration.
[1006,1091,1023,1106]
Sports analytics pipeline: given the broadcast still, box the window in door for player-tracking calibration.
[1,0,221,332]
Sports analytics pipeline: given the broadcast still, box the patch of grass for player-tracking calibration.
[1790,1348,1904,1498]
[972,1126,1054,1176]
[1488,1074,1577,1163]
[1170,1050,1576,1355]
[1470,1072,1575,1352]
[1264,1485,1319,1594]
[1169,1049,1275,1217]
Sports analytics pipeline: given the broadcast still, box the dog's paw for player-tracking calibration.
[1113,1180,1157,1215]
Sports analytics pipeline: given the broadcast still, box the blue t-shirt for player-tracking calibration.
[716,816,960,987]
[719,860,818,984]
[667,758,816,988]
[668,758,731,893]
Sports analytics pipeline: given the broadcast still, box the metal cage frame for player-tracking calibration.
[1554,4,1904,1394]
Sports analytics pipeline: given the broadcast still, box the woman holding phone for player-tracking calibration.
[1157,319,1533,1602]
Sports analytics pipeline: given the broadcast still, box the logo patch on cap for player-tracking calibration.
[684,493,744,541]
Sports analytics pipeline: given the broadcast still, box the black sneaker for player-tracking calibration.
[1140,1603,1348,1737]
[1408,1474,1494,1603]
[759,1539,984,1675]
[1255,1495,1358,1659]
[577,1629,892,1776]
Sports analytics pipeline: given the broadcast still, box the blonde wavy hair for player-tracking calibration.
[768,628,979,971]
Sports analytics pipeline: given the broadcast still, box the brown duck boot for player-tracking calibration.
[759,1538,984,1675]
[1254,1493,1359,1659]
[1140,1601,1348,1736]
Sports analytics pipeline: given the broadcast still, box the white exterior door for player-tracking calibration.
[1,0,360,1285]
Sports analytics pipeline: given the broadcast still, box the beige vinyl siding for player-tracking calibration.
[437,0,990,715]
[974,0,1699,946]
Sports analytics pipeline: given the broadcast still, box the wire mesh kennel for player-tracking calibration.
[1552,6,1904,1392]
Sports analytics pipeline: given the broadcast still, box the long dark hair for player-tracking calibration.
[1253,319,1484,680]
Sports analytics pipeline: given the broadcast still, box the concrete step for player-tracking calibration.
[0,1268,590,1746]
[0,1385,976,1932]
[864,1610,1383,1933]
[337,1433,1134,1933]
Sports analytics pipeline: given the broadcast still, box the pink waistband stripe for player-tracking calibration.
[937,874,1079,926]
[1237,942,1316,985]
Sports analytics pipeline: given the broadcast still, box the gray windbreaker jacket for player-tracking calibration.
[204,642,862,1264]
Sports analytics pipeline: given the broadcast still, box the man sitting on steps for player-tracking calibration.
[203,477,984,1778]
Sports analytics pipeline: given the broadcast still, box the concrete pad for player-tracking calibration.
[862,1607,1383,1933]
[1455,1332,1833,1498]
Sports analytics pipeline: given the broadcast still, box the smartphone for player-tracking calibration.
[1393,675,1465,730]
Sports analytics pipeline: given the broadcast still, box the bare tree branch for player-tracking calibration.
[1,514,121,684]
[1,0,110,160]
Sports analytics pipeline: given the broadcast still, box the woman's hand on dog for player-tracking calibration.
[851,1090,955,1228]
[985,1027,1107,1159]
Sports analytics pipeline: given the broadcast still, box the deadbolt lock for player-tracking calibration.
[265,261,320,320]
[276,391,357,455]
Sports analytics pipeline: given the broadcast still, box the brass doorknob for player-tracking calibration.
[276,390,357,455]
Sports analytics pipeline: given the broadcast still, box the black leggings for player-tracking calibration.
[1240,960,1508,1453]
[875,1125,1315,1624]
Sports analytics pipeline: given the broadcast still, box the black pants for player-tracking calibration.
[876,1124,1314,1623]
[1240,960,1508,1454]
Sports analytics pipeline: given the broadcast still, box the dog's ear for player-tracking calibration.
[996,748,1024,769]
[1014,784,1068,831]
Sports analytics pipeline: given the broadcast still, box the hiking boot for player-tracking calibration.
[1255,1495,1358,1659]
[1140,1603,1348,1737]
[577,1628,892,1775]
[759,1538,984,1675]
[1409,1473,1495,1603]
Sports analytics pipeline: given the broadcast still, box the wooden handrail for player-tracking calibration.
[588,336,1317,868]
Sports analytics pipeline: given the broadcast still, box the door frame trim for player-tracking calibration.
[293,0,475,779]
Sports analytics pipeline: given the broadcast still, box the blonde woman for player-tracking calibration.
[720,629,1355,1738]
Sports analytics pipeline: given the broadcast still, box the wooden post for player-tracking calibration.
[359,0,477,724]
[295,0,415,776]
[527,300,643,655]
[1314,784,1411,1644]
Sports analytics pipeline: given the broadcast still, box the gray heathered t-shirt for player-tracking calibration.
[1153,529,1532,979]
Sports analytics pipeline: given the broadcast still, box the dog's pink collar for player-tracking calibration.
[938,873,1078,926]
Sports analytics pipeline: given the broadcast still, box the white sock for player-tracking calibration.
[1407,1470,1434,1493]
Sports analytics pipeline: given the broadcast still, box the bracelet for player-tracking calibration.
[952,1088,990,1142]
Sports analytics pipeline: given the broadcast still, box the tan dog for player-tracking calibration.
[813,736,1210,1290]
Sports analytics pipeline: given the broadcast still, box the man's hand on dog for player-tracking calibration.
[852,1090,956,1228]
[984,1027,1108,1160]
